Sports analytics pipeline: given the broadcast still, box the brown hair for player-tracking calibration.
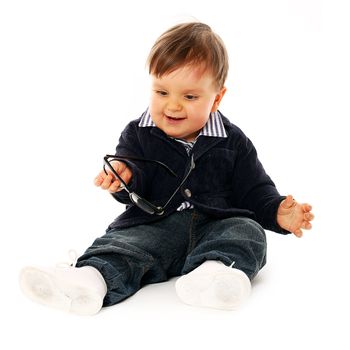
[147,22,229,89]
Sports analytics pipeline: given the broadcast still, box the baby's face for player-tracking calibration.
[149,65,226,141]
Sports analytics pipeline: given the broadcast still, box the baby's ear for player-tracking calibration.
[211,87,227,112]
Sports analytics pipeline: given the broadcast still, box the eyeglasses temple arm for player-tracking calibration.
[105,154,177,177]
[103,160,130,192]
[162,155,195,209]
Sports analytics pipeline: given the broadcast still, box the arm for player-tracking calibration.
[232,135,287,232]
[94,125,138,197]
[232,136,315,235]
[93,118,152,204]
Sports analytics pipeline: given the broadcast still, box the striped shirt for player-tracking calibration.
[138,109,227,138]
[138,109,228,211]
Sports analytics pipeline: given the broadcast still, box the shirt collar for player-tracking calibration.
[138,109,227,138]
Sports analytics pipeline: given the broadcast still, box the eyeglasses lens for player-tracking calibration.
[129,192,156,215]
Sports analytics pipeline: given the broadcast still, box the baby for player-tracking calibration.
[20,22,314,315]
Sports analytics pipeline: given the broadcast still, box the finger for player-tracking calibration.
[293,228,303,238]
[100,174,114,190]
[120,168,132,185]
[302,203,312,212]
[94,171,106,186]
[295,231,303,238]
[304,212,314,221]
[94,175,103,186]
[301,221,312,230]
[108,180,122,193]
[281,195,295,209]
[107,161,130,184]
[104,168,117,179]
[115,163,132,186]
[110,160,125,175]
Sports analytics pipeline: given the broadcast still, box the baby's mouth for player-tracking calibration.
[165,115,186,121]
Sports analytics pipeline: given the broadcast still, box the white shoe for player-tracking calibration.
[19,252,107,316]
[175,260,251,310]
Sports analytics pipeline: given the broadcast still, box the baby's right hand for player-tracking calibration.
[94,161,132,193]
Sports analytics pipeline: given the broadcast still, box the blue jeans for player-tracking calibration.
[76,210,266,307]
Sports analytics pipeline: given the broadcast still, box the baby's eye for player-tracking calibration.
[184,94,198,101]
[155,90,168,96]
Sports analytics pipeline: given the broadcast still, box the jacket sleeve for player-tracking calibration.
[110,122,148,205]
[232,135,290,234]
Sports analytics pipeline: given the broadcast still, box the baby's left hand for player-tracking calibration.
[277,195,314,238]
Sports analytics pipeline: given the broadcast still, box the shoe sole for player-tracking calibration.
[19,267,103,315]
[19,267,71,311]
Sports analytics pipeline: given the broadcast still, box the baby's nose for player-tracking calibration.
[167,99,182,112]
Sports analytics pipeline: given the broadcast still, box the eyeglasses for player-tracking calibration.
[103,154,195,215]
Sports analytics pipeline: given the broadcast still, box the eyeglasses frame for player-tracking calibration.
[103,154,195,215]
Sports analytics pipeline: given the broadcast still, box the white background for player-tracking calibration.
[0,0,349,349]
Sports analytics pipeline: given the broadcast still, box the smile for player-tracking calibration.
[165,115,186,121]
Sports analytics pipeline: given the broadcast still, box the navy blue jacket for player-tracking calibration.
[109,111,289,234]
